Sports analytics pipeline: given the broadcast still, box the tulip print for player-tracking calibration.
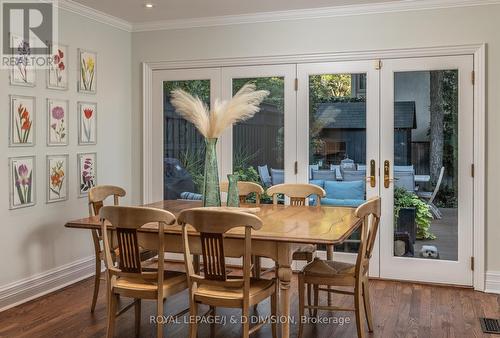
[14,163,32,204]
[83,108,93,142]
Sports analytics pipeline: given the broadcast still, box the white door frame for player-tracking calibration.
[379,55,474,286]
[142,44,486,290]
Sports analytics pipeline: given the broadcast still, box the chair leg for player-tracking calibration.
[313,284,319,317]
[271,291,278,338]
[252,255,261,278]
[106,294,118,338]
[91,256,101,312]
[362,280,374,332]
[189,302,198,338]
[326,245,334,307]
[242,307,250,338]
[354,284,366,338]
[298,274,305,338]
[157,297,163,338]
[307,283,313,316]
[210,306,216,338]
[134,299,141,338]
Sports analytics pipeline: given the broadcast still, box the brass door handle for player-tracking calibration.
[384,160,390,188]
[369,159,376,188]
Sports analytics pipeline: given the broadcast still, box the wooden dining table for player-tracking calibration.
[65,199,361,338]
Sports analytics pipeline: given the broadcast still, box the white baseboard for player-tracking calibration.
[0,255,96,312]
[485,271,500,294]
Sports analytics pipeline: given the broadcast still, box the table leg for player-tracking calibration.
[278,266,292,338]
[327,245,334,306]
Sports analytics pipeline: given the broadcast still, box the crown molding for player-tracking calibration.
[131,0,500,32]
[57,0,132,32]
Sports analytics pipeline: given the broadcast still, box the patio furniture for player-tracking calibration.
[415,174,431,183]
[321,180,365,207]
[343,170,367,182]
[309,164,319,179]
[257,165,272,188]
[87,185,156,313]
[220,181,264,205]
[394,171,415,192]
[357,164,367,171]
[178,208,277,338]
[417,167,445,219]
[311,169,337,181]
[340,158,356,175]
[298,198,381,338]
[180,192,202,200]
[270,168,284,185]
[330,164,343,180]
[394,165,414,173]
[99,206,188,338]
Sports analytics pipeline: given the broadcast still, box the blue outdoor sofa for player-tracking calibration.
[309,179,365,207]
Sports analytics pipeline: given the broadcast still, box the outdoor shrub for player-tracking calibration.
[394,187,435,240]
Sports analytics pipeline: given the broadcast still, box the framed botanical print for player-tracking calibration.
[10,95,36,147]
[47,44,68,90]
[47,99,69,146]
[78,152,96,197]
[47,154,69,203]
[78,102,97,145]
[78,49,96,94]
[9,156,36,209]
[9,35,35,87]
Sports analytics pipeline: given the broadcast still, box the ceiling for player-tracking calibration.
[72,0,397,23]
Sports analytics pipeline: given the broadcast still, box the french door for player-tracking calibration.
[151,54,475,286]
[379,56,474,286]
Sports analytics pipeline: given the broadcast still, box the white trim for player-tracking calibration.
[0,256,95,312]
[142,63,153,204]
[58,0,132,32]
[142,44,486,290]
[473,44,486,291]
[485,271,500,294]
[131,0,500,32]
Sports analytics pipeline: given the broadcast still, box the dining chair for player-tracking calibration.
[416,166,445,219]
[100,206,188,338]
[264,183,328,313]
[178,207,278,338]
[297,197,381,338]
[220,180,265,205]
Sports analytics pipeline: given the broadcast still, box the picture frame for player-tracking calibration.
[78,49,97,94]
[47,44,69,90]
[77,102,97,145]
[9,34,36,87]
[9,95,36,147]
[9,156,36,209]
[77,152,97,197]
[46,154,69,203]
[47,98,69,146]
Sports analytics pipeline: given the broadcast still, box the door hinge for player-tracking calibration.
[471,70,475,86]
[375,60,382,70]
[471,163,475,178]
[294,161,298,175]
[471,256,475,271]
[294,78,298,91]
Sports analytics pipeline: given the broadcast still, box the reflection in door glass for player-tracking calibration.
[163,80,210,201]
[233,77,285,204]
[393,70,458,261]
[308,74,367,253]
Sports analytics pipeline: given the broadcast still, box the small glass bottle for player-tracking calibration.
[226,174,239,207]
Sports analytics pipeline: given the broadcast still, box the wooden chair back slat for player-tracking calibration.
[354,198,381,276]
[116,228,142,273]
[201,232,226,280]
[267,183,326,206]
[220,181,264,205]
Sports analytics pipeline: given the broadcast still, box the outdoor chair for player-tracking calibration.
[416,167,445,219]
[257,165,272,188]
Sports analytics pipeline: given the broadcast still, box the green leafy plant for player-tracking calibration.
[394,187,435,240]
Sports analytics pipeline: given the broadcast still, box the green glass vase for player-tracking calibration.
[202,138,221,207]
[226,174,240,207]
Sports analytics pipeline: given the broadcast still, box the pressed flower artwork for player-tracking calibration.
[10,35,35,87]
[78,102,97,144]
[47,45,68,90]
[47,155,68,203]
[78,49,96,94]
[47,99,69,146]
[78,153,96,197]
[10,95,35,147]
[9,156,36,209]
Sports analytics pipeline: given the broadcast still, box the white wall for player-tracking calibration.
[0,8,131,294]
[131,4,500,272]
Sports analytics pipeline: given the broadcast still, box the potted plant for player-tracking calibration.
[394,187,435,240]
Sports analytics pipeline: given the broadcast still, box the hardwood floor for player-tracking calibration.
[1,265,499,338]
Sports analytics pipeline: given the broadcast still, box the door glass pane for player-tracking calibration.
[309,73,367,253]
[163,80,210,200]
[232,77,284,204]
[393,70,458,261]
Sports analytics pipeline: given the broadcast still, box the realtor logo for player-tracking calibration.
[2,0,54,55]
